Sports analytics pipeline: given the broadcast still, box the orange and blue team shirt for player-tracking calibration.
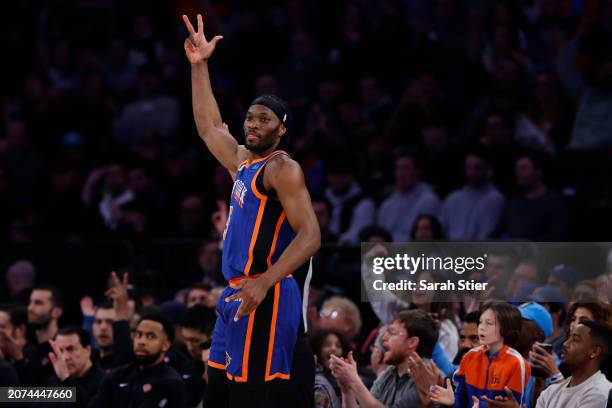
[209,150,302,383]
[452,344,530,408]
[222,150,295,281]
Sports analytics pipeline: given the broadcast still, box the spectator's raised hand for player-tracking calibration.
[480,386,524,408]
[182,14,223,65]
[430,378,455,406]
[80,296,95,317]
[364,243,388,263]
[407,352,442,405]
[48,338,70,381]
[105,271,130,320]
[212,199,228,239]
[329,351,359,392]
[529,343,561,379]
[370,346,387,376]
[0,331,24,361]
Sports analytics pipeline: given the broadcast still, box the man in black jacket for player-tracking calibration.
[88,311,185,407]
[33,326,104,407]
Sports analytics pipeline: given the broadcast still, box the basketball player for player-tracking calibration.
[183,14,321,408]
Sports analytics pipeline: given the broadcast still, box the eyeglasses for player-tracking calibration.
[319,309,340,319]
[385,328,407,338]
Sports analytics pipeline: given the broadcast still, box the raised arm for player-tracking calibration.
[183,14,246,175]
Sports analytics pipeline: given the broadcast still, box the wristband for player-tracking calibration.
[545,373,564,386]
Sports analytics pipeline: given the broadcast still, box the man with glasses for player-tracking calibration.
[329,309,439,408]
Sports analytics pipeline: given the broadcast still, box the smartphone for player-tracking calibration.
[531,343,553,378]
[537,343,553,354]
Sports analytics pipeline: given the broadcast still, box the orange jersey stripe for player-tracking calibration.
[266,372,290,380]
[244,163,269,276]
[265,283,281,381]
[266,212,286,268]
[232,311,256,382]
[244,150,286,276]
[207,361,226,370]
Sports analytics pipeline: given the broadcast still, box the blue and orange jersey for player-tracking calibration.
[452,344,530,408]
[222,150,295,281]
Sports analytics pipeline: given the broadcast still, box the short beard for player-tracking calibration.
[136,351,163,368]
[245,139,275,154]
[383,351,404,367]
[245,129,279,154]
[29,317,52,331]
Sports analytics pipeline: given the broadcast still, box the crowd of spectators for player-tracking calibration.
[2,0,612,407]
[1,0,612,244]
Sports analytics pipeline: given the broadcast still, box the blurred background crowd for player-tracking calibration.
[1,0,612,406]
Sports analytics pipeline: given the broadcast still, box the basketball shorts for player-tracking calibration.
[208,275,301,383]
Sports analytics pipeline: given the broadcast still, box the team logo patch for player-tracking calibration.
[231,179,248,208]
[490,373,500,386]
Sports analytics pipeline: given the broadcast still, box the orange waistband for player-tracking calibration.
[228,273,292,285]
[229,273,263,285]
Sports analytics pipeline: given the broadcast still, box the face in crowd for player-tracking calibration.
[28,289,61,329]
[92,307,116,349]
[133,319,171,367]
[54,333,92,378]
[478,309,503,347]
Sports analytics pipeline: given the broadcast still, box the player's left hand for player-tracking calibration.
[225,276,271,321]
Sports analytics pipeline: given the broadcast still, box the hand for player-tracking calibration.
[211,199,228,238]
[105,271,130,320]
[407,353,442,405]
[480,386,523,408]
[80,296,95,317]
[48,339,70,382]
[408,352,443,388]
[430,378,455,406]
[0,331,24,361]
[225,275,271,321]
[370,346,387,375]
[182,14,223,65]
[329,352,359,392]
[529,344,561,379]
[201,348,210,365]
[364,243,388,263]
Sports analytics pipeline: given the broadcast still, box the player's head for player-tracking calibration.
[244,95,290,153]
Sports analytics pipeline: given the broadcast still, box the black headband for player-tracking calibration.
[250,95,290,127]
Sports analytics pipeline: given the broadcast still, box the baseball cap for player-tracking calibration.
[519,302,553,338]
[530,285,566,307]
[549,264,579,286]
